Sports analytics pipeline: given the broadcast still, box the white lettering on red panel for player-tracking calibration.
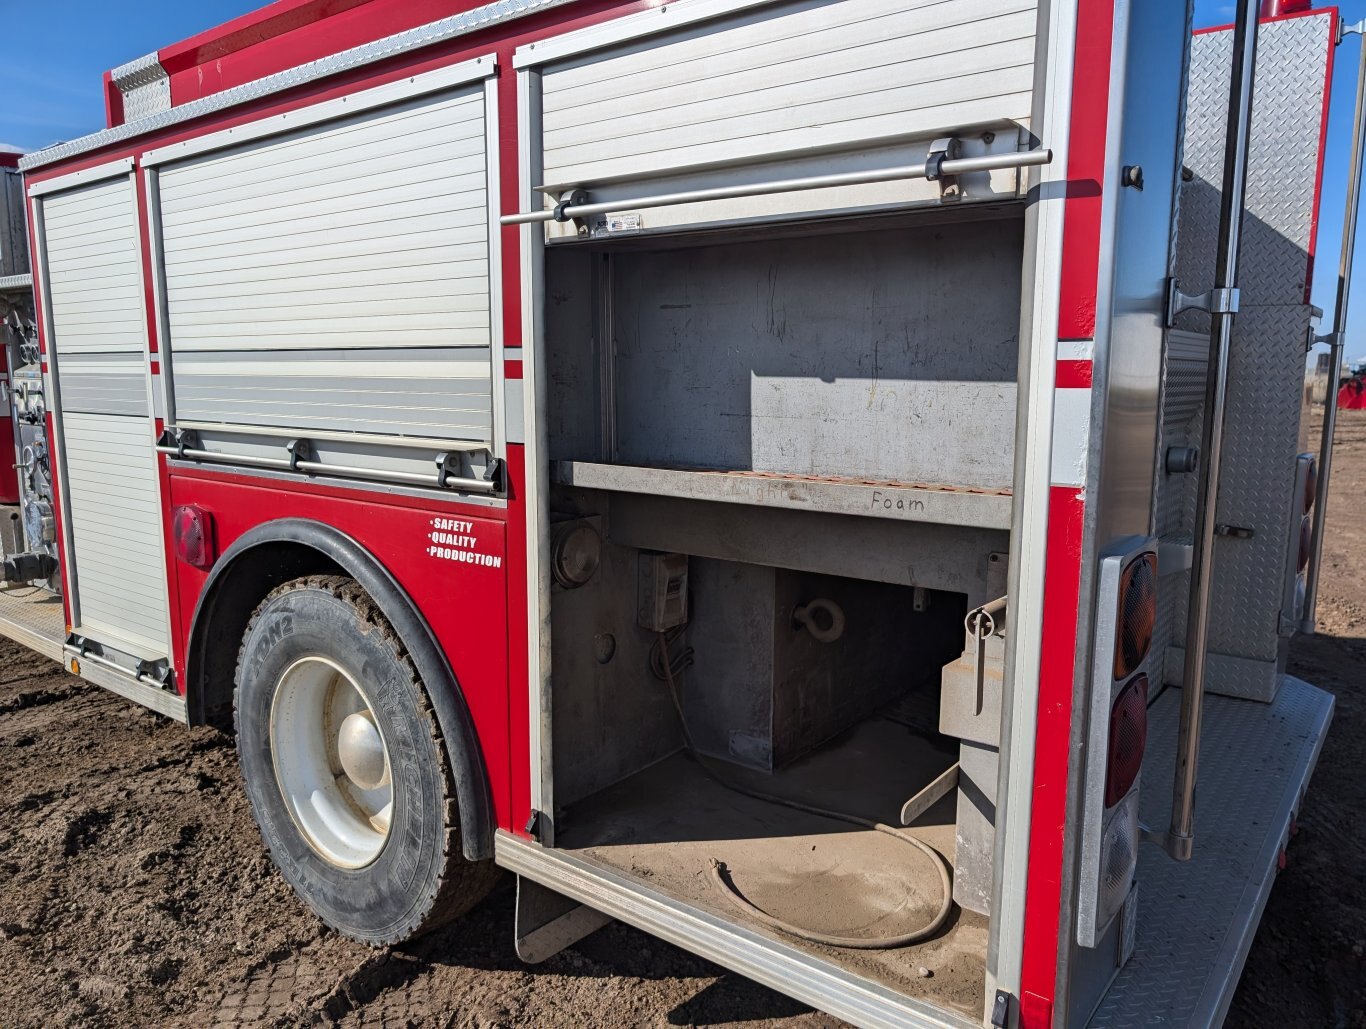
[427,517,502,569]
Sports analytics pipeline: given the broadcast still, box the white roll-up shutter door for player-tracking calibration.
[156,84,494,444]
[39,173,169,658]
[539,0,1037,190]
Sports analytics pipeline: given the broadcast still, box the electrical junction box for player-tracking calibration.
[637,552,688,631]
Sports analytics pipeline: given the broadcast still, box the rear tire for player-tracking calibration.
[234,574,497,945]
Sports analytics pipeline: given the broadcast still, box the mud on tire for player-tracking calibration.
[234,574,497,945]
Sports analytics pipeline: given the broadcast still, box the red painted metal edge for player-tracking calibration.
[1303,7,1339,305]
[1056,0,1116,340]
[1019,485,1088,1028]
[1055,359,1095,389]
[1020,0,1117,1017]
[157,0,380,74]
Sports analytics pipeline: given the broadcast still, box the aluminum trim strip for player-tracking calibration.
[514,0,783,69]
[18,0,581,174]
[495,833,977,1029]
[27,157,135,198]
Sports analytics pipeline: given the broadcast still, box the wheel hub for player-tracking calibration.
[337,710,389,791]
[268,656,395,869]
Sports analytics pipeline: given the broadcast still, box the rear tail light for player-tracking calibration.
[1298,515,1313,572]
[172,505,216,571]
[1303,458,1317,514]
[1079,544,1157,949]
[1105,674,1149,807]
[1114,552,1157,679]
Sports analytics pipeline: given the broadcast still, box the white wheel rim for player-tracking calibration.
[269,655,393,869]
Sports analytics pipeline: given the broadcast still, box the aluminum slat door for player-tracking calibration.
[540,0,1038,190]
[39,173,169,658]
[156,84,494,446]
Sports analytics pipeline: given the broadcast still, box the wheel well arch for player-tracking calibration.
[186,518,494,861]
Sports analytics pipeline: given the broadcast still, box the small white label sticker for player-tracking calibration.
[604,212,642,233]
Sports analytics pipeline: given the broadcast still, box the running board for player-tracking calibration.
[495,833,977,1029]
[62,644,187,723]
[0,585,186,722]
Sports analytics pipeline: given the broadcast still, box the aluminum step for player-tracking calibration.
[0,585,65,663]
[1089,676,1333,1027]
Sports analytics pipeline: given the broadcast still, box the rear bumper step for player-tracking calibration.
[1090,676,1333,1026]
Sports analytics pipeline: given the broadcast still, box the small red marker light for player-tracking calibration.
[172,505,216,571]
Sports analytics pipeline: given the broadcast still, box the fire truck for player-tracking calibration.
[0,0,1356,1024]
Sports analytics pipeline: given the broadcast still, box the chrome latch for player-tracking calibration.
[1165,279,1240,326]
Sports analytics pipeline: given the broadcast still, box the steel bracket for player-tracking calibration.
[285,438,313,472]
[552,188,589,231]
[483,456,506,493]
[137,657,176,692]
[1165,279,1240,326]
[514,875,612,964]
[925,137,963,197]
[990,991,1011,1028]
[158,426,200,461]
[435,451,459,489]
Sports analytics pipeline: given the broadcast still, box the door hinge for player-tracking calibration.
[1165,279,1240,326]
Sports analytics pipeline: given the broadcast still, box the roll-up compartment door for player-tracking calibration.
[156,84,494,448]
[534,0,1038,234]
[38,172,169,659]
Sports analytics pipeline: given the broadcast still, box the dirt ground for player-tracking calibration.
[2,419,1365,1028]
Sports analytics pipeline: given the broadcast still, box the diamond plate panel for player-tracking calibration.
[1155,14,1332,700]
[1088,677,1333,1028]
[1174,15,1331,316]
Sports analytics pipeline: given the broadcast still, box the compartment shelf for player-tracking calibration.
[552,461,1013,530]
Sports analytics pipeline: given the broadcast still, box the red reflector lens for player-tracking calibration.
[1303,458,1317,514]
[172,505,215,571]
[1298,514,1312,573]
[1114,553,1157,680]
[1106,674,1149,808]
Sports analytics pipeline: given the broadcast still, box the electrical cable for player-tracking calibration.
[655,631,954,950]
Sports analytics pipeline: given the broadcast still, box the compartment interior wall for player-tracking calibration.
[546,216,1024,489]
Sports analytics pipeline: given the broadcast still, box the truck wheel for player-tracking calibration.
[234,574,497,945]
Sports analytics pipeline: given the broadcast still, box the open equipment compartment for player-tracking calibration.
[519,3,1043,1014]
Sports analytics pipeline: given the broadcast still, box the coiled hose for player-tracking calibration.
[656,632,954,950]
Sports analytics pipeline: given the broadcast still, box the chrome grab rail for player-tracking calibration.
[1302,19,1366,634]
[1159,0,1261,863]
[155,433,500,495]
[500,148,1053,226]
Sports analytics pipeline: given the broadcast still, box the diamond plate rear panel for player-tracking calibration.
[1155,13,1333,701]
[1087,677,1332,1027]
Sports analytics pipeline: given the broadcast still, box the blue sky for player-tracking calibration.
[1,0,1364,358]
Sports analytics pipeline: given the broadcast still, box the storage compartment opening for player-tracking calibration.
[540,209,1024,1014]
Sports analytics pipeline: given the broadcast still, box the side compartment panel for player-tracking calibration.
[39,174,168,657]
[156,85,494,446]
